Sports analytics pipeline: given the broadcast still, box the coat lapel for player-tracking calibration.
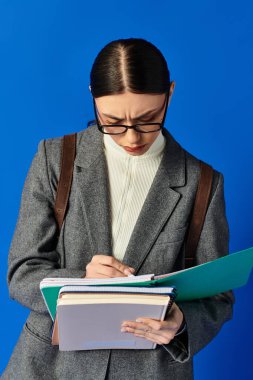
[74,126,185,273]
[74,126,113,259]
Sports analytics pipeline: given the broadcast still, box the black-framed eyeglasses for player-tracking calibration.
[92,91,170,135]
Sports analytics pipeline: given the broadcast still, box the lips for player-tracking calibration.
[124,145,146,152]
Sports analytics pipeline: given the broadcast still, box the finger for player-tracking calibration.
[135,318,163,332]
[86,261,117,278]
[129,317,173,332]
[122,326,173,345]
[100,264,133,278]
[122,319,178,335]
[85,263,112,278]
[93,255,135,275]
[134,332,172,345]
[86,261,132,278]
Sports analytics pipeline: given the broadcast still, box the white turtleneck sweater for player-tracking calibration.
[103,132,166,261]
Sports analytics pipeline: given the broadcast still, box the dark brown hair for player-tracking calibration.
[89,38,171,98]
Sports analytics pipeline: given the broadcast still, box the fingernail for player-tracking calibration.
[136,319,143,323]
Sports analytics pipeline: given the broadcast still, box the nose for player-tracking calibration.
[124,127,142,144]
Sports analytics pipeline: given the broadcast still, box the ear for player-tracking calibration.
[169,81,176,96]
[168,81,175,105]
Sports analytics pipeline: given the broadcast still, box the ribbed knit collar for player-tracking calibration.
[103,130,166,160]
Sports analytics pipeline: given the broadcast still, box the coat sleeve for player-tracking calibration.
[7,140,85,315]
[162,171,235,363]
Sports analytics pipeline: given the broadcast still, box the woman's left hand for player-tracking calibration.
[120,303,184,345]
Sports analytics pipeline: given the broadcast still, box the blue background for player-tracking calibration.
[1,0,252,378]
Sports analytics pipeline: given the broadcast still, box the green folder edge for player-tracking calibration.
[41,246,253,321]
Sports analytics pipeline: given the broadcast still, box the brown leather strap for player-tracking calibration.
[54,133,77,234]
[184,161,214,268]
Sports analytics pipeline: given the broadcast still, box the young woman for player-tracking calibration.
[3,38,234,380]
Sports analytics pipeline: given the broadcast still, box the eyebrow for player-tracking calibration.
[101,99,166,121]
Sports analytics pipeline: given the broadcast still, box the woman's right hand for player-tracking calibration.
[83,254,135,278]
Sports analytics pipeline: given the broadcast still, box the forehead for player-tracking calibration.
[95,92,165,116]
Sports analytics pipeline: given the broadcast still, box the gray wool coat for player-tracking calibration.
[2,125,235,380]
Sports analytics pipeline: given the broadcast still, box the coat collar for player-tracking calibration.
[74,125,186,273]
[75,125,185,187]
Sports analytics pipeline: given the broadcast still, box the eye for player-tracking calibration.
[139,114,158,123]
[105,120,121,125]
[139,118,153,123]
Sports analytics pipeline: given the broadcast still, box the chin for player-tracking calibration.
[127,152,143,156]
[129,148,149,156]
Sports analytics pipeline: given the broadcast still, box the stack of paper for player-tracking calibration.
[51,285,177,351]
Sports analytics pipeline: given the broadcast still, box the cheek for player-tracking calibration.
[110,135,122,145]
[146,132,160,144]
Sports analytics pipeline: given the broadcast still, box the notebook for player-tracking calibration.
[52,285,177,351]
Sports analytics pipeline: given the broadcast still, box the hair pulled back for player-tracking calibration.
[89,38,171,98]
